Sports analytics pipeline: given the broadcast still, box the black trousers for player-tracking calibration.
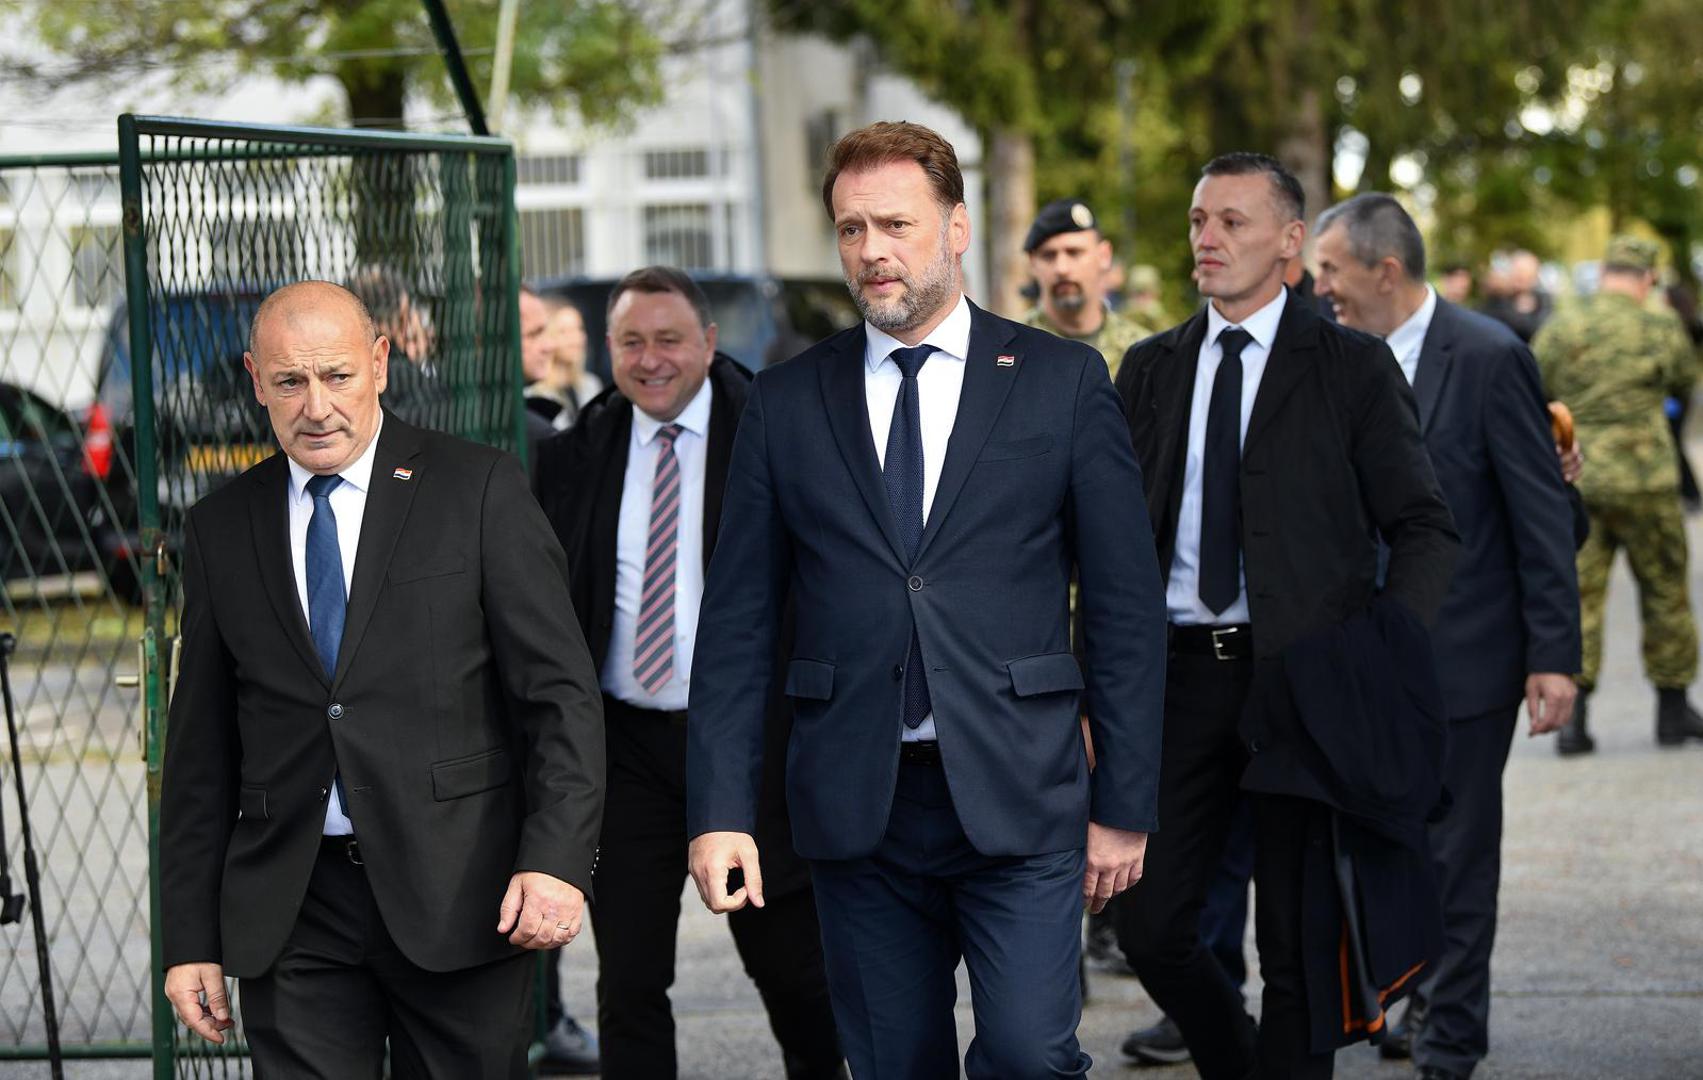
[240,838,534,1079]
[1412,706,1519,1078]
[590,697,842,1080]
[1116,651,1332,1079]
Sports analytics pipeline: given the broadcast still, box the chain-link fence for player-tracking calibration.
[0,151,157,1065]
[0,117,520,1075]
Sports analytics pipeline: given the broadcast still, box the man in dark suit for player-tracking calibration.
[534,266,843,1079]
[159,281,606,1076]
[686,121,1167,1077]
[1113,153,1460,1079]
[1313,194,1580,1080]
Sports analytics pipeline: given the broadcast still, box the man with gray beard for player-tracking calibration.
[685,120,1167,1077]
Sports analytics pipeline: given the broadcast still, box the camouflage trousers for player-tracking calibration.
[1577,492,1700,690]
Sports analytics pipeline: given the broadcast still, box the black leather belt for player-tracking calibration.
[899,741,942,766]
[321,835,363,866]
[604,696,688,725]
[1168,623,1253,662]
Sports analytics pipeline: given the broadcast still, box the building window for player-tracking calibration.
[519,208,586,279]
[643,148,715,181]
[517,155,582,186]
[70,224,122,310]
[643,204,715,270]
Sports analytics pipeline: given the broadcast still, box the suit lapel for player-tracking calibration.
[1152,313,1208,556]
[1412,301,1455,434]
[333,415,424,689]
[819,326,910,566]
[702,362,739,563]
[915,303,1020,561]
[247,454,325,684]
[1243,289,1321,456]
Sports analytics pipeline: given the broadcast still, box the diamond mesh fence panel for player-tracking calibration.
[0,154,157,1061]
[117,117,521,1077]
[0,118,519,1073]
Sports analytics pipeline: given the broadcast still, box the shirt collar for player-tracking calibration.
[864,293,973,372]
[1205,286,1288,353]
[1385,285,1438,365]
[634,373,713,446]
[288,411,384,503]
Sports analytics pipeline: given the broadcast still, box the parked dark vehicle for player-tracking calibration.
[92,289,273,597]
[534,273,861,379]
[0,382,103,584]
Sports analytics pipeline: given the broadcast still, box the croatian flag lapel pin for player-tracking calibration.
[392,467,413,480]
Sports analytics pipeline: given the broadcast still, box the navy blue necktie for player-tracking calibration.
[1199,328,1252,615]
[305,473,347,678]
[884,344,935,729]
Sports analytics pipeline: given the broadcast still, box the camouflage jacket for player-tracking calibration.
[1022,305,1154,382]
[1533,291,1698,498]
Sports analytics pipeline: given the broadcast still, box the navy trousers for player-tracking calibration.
[808,759,1090,1079]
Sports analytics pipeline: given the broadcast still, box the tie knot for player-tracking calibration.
[888,344,937,379]
[655,423,684,447]
[1217,327,1254,362]
[305,473,344,500]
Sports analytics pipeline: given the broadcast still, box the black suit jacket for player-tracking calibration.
[534,356,811,895]
[1115,288,1460,659]
[160,414,606,977]
[688,301,1168,860]
[1412,299,1581,718]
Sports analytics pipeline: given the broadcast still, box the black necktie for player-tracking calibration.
[1199,328,1252,615]
[884,344,935,729]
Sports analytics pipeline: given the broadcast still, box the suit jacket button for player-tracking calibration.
[907,575,924,592]
[893,665,905,681]
[318,787,329,802]
[327,703,344,720]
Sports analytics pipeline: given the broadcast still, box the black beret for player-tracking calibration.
[1024,199,1098,252]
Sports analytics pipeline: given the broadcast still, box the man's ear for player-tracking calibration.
[244,353,265,405]
[371,334,391,395]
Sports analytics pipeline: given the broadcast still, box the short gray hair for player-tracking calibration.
[1314,193,1426,281]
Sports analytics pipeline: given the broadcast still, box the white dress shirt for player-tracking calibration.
[1384,285,1438,387]
[1167,288,1288,626]
[286,413,383,836]
[602,378,713,711]
[863,294,972,741]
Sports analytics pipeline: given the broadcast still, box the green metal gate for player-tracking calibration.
[0,149,158,1065]
[0,116,520,1076]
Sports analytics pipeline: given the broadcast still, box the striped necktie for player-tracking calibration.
[634,424,684,693]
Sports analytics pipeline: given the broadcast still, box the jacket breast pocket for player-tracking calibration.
[389,556,467,585]
[1006,652,1085,697]
[979,435,1054,462]
[784,659,835,701]
[431,746,512,801]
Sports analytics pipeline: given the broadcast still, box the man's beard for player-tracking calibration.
[845,226,957,335]
[1049,283,1087,312]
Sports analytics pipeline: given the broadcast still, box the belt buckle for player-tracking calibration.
[344,838,363,866]
[1210,626,1238,661]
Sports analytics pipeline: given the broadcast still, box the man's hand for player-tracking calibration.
[1083,822,1148,915]
[1558,442,1584,485]
[497,871,586,949]
[1525,673,1579,737]
[164,962,234,1045]
[688,831,764,914]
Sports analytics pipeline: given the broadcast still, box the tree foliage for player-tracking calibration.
[14,0,667,131]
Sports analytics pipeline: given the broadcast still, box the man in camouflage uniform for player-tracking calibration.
[1533,235,1703,753]
[1022,199,1154,378]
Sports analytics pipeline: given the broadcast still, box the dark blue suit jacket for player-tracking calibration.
[1415,300,1581,719]
[687,301,1168,860]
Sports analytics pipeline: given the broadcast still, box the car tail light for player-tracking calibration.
[83,402,114,479]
